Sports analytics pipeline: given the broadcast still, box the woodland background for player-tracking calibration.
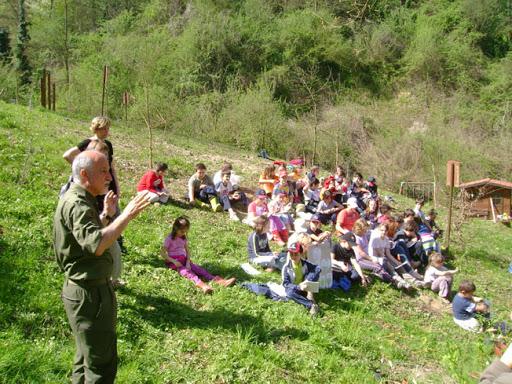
[1,0,511,191]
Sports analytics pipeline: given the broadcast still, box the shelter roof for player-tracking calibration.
[459,178,512,190]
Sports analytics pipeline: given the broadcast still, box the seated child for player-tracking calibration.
[306,165,320,183]
[352,219,394,284]
[316,189,343,225]
[362,198,379,229]
[336,197,360,234]
[188,163,221,212]
[331,232,369,290]
[136,162,170,204]
[213,162,241,186]
[258,165,278,196]
[247,216,286,271]
[423,253,457,303]
[392,221,425,271]
[245,189,269,226]
[161,216,235,294]
[414,198,429,228]
[426,209,443,239]
[307,214,332,245]
[303,177,321,213]
[271,192,294,230]
[452,280,490,332]
[418,221,441,257]
[369,223,422,289]
[268,199,289,246]
[365,176,378,199]
[348,172,369,210]
[215,170,248,221]
[377,204,393,224]
[281,241,321,315]
[272,170,297,201]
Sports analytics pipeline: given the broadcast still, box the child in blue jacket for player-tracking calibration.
[281,242,321,315]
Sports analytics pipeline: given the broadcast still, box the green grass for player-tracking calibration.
[0,102,511,383]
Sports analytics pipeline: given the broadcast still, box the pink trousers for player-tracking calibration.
[166,255,215,285]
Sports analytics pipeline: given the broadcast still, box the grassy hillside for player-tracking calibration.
[0,102,511,383]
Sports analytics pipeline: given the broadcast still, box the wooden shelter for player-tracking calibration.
[459,178,512,219]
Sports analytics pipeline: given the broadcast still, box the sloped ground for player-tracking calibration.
[0,102,510,383]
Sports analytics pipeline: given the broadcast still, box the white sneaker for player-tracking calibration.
[397,280,411,290]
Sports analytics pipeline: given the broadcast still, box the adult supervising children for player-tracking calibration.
[54,151,151,383]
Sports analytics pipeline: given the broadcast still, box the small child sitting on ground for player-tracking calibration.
[426,209,443,239]
[136,162,170,204]
[245,189,268,227]
[161,216,236,294]
[281,241,321,315]
[303,177,321,213]
[331,232,369,290]
[215,170,248,221]
[316,189,343,225]
[188,163,222,212]
[247,216,286,271]
[452,280,490,332]
[423,253,457,303]
[306,214,331,245]
[268,199,289,247]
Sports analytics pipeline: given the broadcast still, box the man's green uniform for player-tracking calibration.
[54,183,117,384]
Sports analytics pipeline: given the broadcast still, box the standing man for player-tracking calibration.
[54,151,150,383]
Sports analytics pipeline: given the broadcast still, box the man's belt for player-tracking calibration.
[67,278,110,287]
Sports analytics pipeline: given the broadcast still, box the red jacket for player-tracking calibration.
[137,170,164,193]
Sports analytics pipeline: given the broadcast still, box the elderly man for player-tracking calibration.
[54,150,150,383]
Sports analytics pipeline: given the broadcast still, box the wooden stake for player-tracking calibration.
[490,197,497,223]
[101,65,108,115]
[52,83,56,111]
[123,91,128,124]
[46,71,51,110]
[445,165,455,250]
[40,69,46,108]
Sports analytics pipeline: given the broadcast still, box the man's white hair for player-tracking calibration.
[72,152,95,184]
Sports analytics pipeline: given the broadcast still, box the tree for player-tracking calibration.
[15,0,31,85]
[0,28,11,62]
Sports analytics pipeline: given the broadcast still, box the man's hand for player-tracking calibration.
[122,191,151,220]
[361,275,369,287]
[298,282,307,291]
[103,191,118,218]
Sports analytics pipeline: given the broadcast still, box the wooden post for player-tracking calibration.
[123,91,129,124]
[52,83,56,111]
[40,69,46,108]
[445,160,461,250]
[490,198,497,223]
[101,65,108,115]
[46,71,51,110]
[143,85,153,169]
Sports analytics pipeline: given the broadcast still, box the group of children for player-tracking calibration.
[136,158,491,328]
[61,117,492,331]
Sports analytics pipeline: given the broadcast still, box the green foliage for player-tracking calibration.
[15,0,31,85]
[1,0,511,186]
[216,85,288,154]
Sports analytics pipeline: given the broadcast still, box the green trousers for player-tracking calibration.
[62,279,117,384]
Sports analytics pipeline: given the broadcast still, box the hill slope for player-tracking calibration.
[0,102,511,383]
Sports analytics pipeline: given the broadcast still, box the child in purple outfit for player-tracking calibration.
[161,216,236,294]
